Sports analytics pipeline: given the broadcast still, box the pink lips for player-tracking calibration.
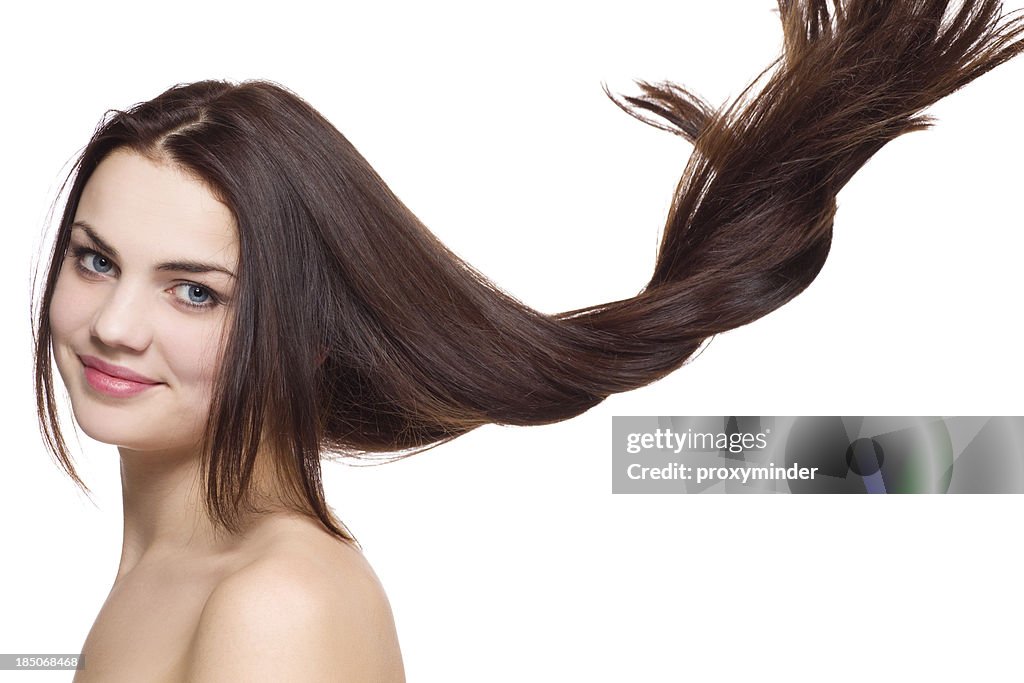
[79,354,163,398]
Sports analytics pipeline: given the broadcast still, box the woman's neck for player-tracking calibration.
[115,438,317,582]
[116,446,245,579]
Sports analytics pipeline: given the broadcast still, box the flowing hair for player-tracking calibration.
[32,0,1024,543]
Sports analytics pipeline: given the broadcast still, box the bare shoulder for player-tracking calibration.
[183,518,405,682]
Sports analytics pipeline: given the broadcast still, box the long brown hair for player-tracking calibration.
[31,0,1024,543]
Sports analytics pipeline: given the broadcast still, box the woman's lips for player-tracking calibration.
[78,355,163,398]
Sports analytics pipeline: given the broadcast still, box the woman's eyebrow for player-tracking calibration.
[71,220,237,279]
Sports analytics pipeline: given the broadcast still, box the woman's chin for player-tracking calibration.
[70,406,179,452]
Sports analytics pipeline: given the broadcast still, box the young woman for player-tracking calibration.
[31,1,1024,680]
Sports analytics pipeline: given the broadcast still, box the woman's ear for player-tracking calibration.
[316,346,328,366]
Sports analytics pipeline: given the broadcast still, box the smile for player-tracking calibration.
[79,355,163,398]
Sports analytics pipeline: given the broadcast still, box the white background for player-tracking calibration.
[2,1,1023,681]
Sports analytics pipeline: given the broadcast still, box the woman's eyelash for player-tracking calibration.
[67,244,223,311]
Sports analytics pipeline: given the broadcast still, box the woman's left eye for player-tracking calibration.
[172,283,220,310]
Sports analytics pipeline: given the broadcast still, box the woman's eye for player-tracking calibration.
[77,249,115,275]
[172,283,220,310]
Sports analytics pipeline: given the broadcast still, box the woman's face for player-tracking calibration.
[49,148,239,454]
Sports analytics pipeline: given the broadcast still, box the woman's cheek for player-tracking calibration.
[162,317,227,387]
[155,317,231,435]
[50,265,89,337]
[48,265,93,380]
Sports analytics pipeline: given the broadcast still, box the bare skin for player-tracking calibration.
[51,149,404,681]
[74,505,405,682]
[70,438,406,681]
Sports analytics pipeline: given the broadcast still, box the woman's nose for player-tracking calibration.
[89,282,154,352]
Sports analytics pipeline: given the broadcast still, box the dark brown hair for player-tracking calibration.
[32,0,1024,543]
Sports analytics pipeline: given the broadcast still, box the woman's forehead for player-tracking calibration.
[74,149,238,274]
